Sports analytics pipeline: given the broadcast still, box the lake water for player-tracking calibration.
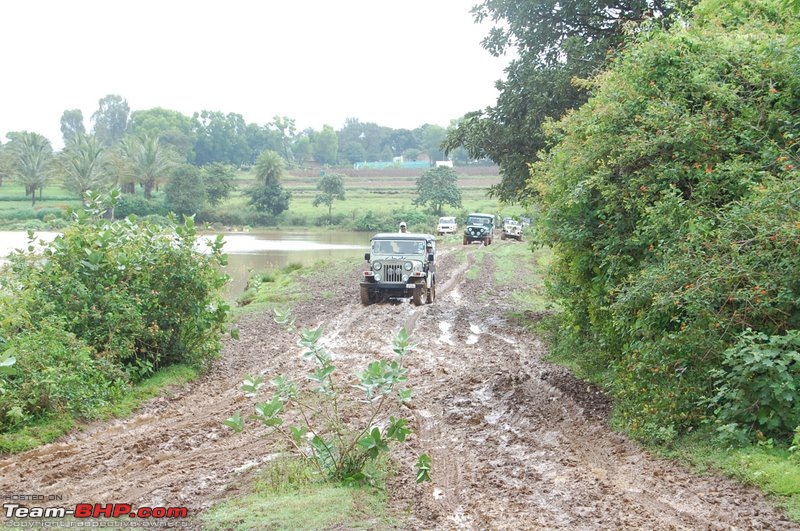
[0,230,370,303]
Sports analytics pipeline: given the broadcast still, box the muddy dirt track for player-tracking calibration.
[0,241,797,530]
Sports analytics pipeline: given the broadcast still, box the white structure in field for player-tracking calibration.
[435,160,453,168]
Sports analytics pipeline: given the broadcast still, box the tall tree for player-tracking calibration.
[417,124,447,162]
[10,132,53,206]
[60,109,86,146]
[127,134,176,199]
[201,163,236,206]
[312,173,346,223]
[58,134,109,202]
[413,166,462,215]
[192,110,250,166]
[128,108,196,162]
[271,116,296,164]
[249,149,290,215]
[254,150,285,186]
[314,125,339,165]
[91,94,130,146]
[165,164,207,218]
[0,143,13,187]
[444,0,693,202]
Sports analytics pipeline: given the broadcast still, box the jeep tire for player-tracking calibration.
[426,282,436,304]
[412,284,425,306]
[360,285,372,306]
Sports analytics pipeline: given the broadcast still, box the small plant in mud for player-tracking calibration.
[225,315,431,485]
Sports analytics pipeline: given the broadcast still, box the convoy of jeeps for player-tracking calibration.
[360,214,525,305]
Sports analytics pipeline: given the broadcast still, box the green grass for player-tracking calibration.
[202,458,395,530]
[658,429,800,521]
[0,364,198,454]
[0,169,529,231]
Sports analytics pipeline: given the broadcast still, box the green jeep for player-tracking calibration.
[360,232,436,306]
[463,213,495,245]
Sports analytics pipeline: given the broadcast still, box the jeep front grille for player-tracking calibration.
[382,263,404,283]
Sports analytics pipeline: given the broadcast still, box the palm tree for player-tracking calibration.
[254,150,284,186]
[12,132,53,206]
[59,134,109,203]
[129,134,175,199]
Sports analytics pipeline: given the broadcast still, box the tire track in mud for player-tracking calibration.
[385,245,798,530]
[0,241,795,530]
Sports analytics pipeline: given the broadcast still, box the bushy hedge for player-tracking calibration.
[532,0,799,442]
[0,204,230,430]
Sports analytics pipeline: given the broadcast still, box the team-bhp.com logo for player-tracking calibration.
[4,502,188,519]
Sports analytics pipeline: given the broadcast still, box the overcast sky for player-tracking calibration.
[1,0,511,150]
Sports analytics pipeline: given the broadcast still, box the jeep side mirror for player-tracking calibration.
[428,253,434,262]
[364,253,370,261]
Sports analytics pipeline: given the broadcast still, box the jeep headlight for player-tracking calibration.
[402,275,409,282]
[374,274,381,281]
[372,261,381,271]
[404,262,412,271]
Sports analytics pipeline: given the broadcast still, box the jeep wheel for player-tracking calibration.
[426,283,436,304]
[484,236,491,246]
[501,233,506,240]
[360,286,372,306]
[463,236,468,245]
[412,285,425,306]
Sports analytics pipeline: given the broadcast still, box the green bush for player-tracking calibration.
[114,194,168,218]
[35,208,65,221]
[7,209,230,375]
[710,329,800,441]
[531,0,800,439]
[0,321,126,430]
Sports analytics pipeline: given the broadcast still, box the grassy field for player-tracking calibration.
[0,166,528,230]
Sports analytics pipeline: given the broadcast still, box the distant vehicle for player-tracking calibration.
[463,213,495,245]
[360,232,437,306]
[501,219,523,241]
[436,216,458,235]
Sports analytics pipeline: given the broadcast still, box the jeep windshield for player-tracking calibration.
[372,239,427,255]
[467,216,492,226]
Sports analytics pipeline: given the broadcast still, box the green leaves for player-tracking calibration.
[226,325,430,485]
[255,397,284,427]
[240,375,265,397]
[357,427,389,458]
[386,416,411,442]
[223,412,245,433]
[357,360,408,400]
[415,453,432,483]
[710,329,800,440]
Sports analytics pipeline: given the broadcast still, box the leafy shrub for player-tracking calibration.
[35,208,65,221]
[7,205,230,375]
[0,321,126,430]
[226,321,431,485]
[114,194,168,218]
[531,0,800,439]
[709,329,800,441]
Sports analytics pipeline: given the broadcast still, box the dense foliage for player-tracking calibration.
[532,0,799,441]
[444,0,693,202]
[413,166,463,215]
[0,198,230,430]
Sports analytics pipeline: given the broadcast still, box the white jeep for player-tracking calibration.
[436,216,458,235]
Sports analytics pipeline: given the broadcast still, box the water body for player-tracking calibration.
[202,231,369,301]
[0,230,370,303]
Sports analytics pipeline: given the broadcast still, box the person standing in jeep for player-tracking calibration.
[399,222,408,233]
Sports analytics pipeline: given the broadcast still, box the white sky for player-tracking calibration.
[1,0,511,150]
